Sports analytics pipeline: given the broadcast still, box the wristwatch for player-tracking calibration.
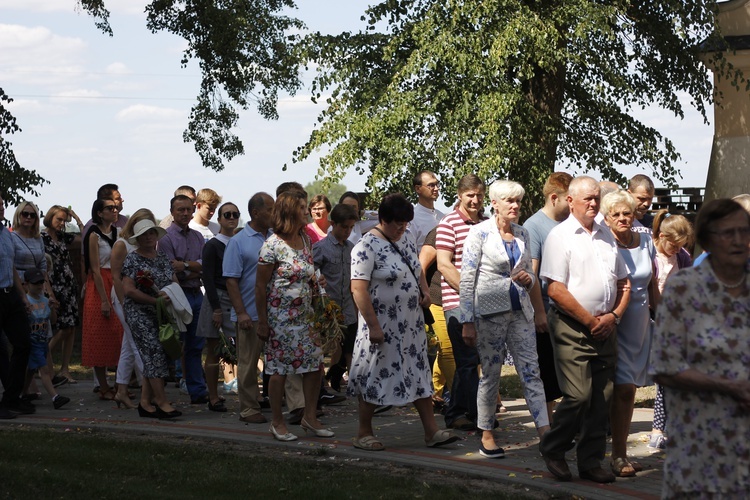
[610,311,620,325]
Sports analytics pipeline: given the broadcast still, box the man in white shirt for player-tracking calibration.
[410,171,444,249]
[538,176,631,484]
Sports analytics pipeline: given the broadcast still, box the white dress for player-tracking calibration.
[347,232,433,405]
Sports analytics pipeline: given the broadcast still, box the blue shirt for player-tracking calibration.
[222,223,270,322]
[0,227,16,288]
[313,233,357,325]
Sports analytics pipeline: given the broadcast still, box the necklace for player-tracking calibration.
[715,272,747,289]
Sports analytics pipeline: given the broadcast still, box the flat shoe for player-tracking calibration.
[353,435,385,451]
[610,457,636,477]
[542,455,572,481]
[425,429,459,448]
[479,442,505,459]
[208,400,227,412]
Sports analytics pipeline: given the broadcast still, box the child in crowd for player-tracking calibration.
[24,268,70,410]
[313,203,359,392]
[648,209,694,449]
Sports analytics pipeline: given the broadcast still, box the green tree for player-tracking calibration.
[0,88,48,206]
[79,0,304,172]
[294,0,742,210]
[303,179,348,205]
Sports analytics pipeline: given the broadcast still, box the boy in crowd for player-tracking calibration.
[24,268,70,410]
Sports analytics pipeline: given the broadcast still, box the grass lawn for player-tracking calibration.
[0,427,539,499]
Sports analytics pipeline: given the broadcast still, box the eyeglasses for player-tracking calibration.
[221,211,241,219]
[710,227,750,242]
[420,182,440,189]
[102,205,119,212]
[21,211,37,219]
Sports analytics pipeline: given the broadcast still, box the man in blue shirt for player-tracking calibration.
[0,194,34,418]
[225,192,274,424]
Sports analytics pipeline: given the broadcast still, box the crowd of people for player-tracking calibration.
[0,171,748,497]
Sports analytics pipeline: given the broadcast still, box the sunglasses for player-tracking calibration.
[221,211,241,219]
[21,211,37,219]
[102,205,119,212]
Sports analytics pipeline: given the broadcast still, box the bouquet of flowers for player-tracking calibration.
[310,272,345,356]
[135,269,160,296]
[215,330,237,366]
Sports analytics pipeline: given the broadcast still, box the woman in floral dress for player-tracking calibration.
[651,198,750,498]
[42,205,83,384]
[256,190,332,441]
[348,194,457,451]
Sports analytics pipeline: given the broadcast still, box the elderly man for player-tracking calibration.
[225,192,274,424]
[410,170,444,249]
[538,176,631,484]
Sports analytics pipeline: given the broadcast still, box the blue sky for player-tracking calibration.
[1,0,715,218]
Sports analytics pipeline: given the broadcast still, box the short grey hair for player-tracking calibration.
[601,190,637,216]
[489,180,525,203]
[567,176,598,198]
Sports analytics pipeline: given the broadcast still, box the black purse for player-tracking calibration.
[372,227,434,325]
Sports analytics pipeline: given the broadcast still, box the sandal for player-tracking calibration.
[98,387,116,401]
[353,436,385,451]
[610,457,637,477]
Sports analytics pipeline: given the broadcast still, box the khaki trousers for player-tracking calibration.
[236,322,263,418]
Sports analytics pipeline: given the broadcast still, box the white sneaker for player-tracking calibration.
[179,379,189,395]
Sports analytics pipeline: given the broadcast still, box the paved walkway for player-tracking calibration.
[2,380,665,499]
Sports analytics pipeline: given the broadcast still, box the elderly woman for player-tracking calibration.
[651,199,750,498]
[601,190,657,477]
[349,193,457,451]
[256,191,333,441]
[42,205,83,384]
[305,194,332,244]
[82,198,124,401]
[110,209,157,408]
[121,219,181,419]
[459,180,549,458]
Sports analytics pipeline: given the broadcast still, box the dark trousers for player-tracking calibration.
[182,289,207,399]
[443,308,479,426]
[539,309,616,471]
[0,288,31,404]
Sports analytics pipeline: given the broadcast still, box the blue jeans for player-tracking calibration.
[443,308,479,426]
[182,289,207,399]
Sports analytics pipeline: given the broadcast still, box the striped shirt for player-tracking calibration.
[436,209,483,311]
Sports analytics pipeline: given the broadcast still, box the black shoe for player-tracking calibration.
[580,466,616,484]
[53,395,71,409]
[156,407,182,420]
[21,393,40,402]
[542,455,572,482]
[52,375,68,388]
[138,404,160,419]
[258,396,271,409]
[479,442,505,459]
[190,395,209,405]
[287,408,304,425]
[6,399,36,415]
[447,416,477,431]
[326,364,345,392]
[319,393,346,405]
[208,400,227,412]
[0,407,17,419]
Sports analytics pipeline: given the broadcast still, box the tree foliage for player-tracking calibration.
[303,179,348,206]
[294,0,740,209]
[80,0,304,172]
[0,88,48,206]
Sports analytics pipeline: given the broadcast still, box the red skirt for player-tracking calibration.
[81,269,123,367]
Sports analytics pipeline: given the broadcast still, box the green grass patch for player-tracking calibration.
[0,428,535,499]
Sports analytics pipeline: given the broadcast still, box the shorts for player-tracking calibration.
[196,288,236,338]
[28,339,49,371]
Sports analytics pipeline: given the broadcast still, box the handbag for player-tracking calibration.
[476,287,511,317]
[156,297,182,360]
[372,227,434,325]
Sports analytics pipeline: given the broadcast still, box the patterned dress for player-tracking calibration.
[259,233,322,375]
[42,231,80,330]
[122,251,175,378]
[348,232,433,405]
[650,262,750,498]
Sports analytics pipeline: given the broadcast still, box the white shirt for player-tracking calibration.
[540,214,627,316]
[189,219,219,242]
[409,203,445,249]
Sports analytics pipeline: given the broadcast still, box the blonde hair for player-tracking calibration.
[12,201,41,237]
[601,190,636,216]
[195,188,222,207]
[653,209,694,248]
